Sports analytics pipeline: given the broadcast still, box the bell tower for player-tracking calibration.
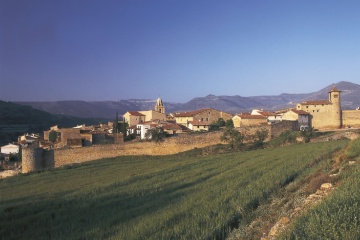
[329,86,342,128]
[154,97,165,114]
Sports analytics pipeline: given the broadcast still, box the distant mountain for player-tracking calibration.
[0,101,103,145]
[14,81,360,119]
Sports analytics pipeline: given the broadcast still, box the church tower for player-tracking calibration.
[329,86,342,128]
[154,97,165,114]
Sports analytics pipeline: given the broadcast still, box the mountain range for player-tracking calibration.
[16,81,360,119]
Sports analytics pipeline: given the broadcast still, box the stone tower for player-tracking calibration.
[329,86,342,128]
[154,97,165,114]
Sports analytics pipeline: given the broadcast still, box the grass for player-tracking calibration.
[278,138,360,240]
[0,140,349,240]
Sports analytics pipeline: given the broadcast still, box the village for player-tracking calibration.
[1,86,360,176]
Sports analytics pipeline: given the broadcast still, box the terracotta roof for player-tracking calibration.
[236,114,267,119]
[258,111,280,117]
[175,108,212,117]
[188,121,210,126]
[329,86,341,93]
[301,100,332,105]
[127,111,145,116]
[290,109,310,115]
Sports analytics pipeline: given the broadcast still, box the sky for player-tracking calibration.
[1,0,360,103]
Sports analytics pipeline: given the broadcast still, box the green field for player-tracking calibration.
[279,138,360,240]
[0,140,352,239]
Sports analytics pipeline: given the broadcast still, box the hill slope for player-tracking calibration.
[0,101,102,145]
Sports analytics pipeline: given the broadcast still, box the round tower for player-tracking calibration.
[328,86,342,128]
[154,97,165,114]
[22,146,43,173]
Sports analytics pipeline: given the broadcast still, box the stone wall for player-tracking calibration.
[270,121,299,138]
[342,110,360,128]
[22,131,226,172]
[22,147,43,173]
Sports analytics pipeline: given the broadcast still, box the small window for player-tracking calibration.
[334,94,338,98]
[206,118,208,121]
[306,106,309,108]
[317,110,319,112]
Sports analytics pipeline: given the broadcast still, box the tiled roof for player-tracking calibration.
[235,114,267,119]
[175,108,212,117]
[188,121,210,126]
[127,111,145,116]
[258,111,280,117]
[329,86,341,92]
[301,100,332,105]
[290,109,310,115]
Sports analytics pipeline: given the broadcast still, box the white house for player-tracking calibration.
[1,144,20,155]
[136,123,158,139]
[251,109,282,123]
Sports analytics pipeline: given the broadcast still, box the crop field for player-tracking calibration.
[279,138,360,240]
[0,141,349,240]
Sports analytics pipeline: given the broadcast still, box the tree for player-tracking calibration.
[113,111,119,134]
[301,126,314,143]
[49,130,58,143]
[225,119,234,129]
[216,118,226,127]
[221,127,244,149]
[253,128,269,149]
[145,127,166,143]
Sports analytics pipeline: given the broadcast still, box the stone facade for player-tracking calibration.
[342,110,360,128]
[22,131,224,170]
[175,108,233,128]
[296,87,342,129]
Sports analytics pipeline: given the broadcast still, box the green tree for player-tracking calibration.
[49,130,58,143]
[113,111,119,134]
[253,128,269,149]
[221,127,244,149]
[217,118,226,127]
[145,127,166,143]
[301,127,314,143]
[225,119,234,129]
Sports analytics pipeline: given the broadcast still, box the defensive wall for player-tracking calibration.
[22,131,223,172]
[240,121,298,141]
[342,110,360,128]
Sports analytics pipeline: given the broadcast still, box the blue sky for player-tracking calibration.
[1,0,359,102]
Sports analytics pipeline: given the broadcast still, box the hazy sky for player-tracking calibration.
[1,0,359,102]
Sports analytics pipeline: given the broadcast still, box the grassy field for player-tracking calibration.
[279,138,360,240]
[0,140,349,239]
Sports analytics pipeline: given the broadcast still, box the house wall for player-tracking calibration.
[240,118,267,127]
[193,109,231,123]
[189,124,209,131]
[232,116,241,128]
[296,103,341,129]
[139,110,166,122]
[176,116,193,126]
[342,110,360,128]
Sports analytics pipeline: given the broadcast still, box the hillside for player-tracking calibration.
[0,101,103,145]
[15,81,360,118]
[1,140,359,239]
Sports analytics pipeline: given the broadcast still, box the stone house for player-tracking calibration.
[232,114,268,128]
[296,87,341,129]
[123,111,146,127]
[1,143,20,155]
[251,109,282,124]
[188,121,210,131]
[175,108,233,129]
[282,109,310,129]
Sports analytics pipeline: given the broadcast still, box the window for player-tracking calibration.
[306,106,309,108]
[334,94,338,98]
[206,118,208,121]
[317,110,319,112]
[201,118,203,121]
